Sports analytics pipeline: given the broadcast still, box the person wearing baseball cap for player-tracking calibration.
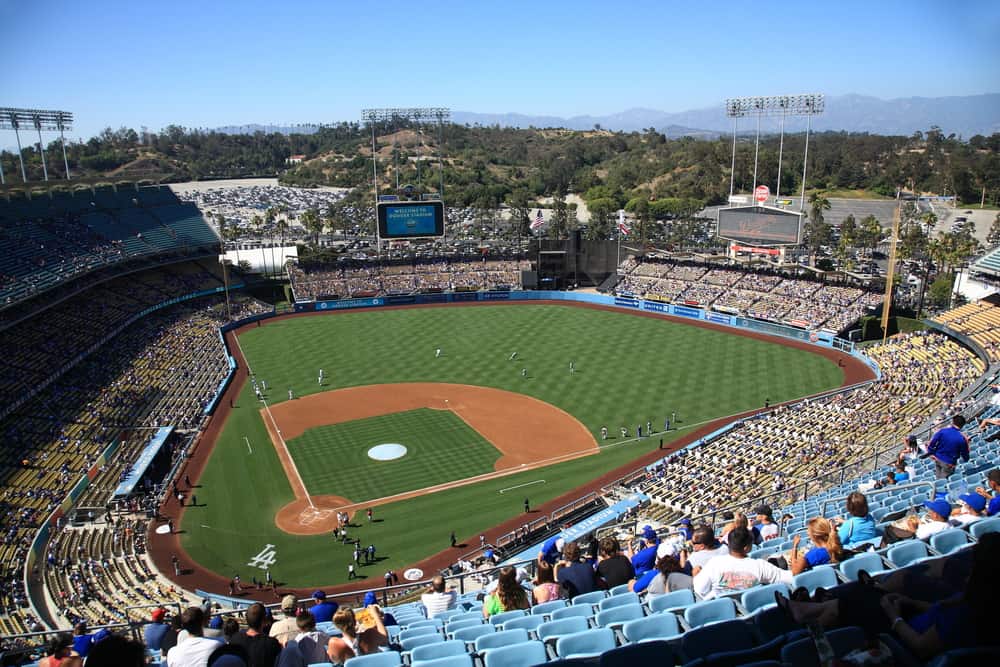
[975,469,1000,516]
[144,607,169,652]
[914,499,952,540]
[926,415,970,479]
[269,595,300,646]
[310,590,338,624]
[952,493,987,527]
[754,506,780,540]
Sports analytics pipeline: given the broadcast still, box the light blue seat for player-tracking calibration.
[446,611,484,627]
[740,583,790,615]
[571,590,607,608]
[622,612,682,643]
[400,632,444,653]
[344,651,403,667]
[750,545,781,560]
[792,565,839,595]
[931,528,973,555]
[780,626,865,666]
[398,625,439,642]
[683,597,737,629]
[598,592,640,611]
[551,605,594,621]
[839,552,888,582]
[410,656,473,667]
[555,627,616,659]
[970,516,1000,539]
[444,618,482,635]
[409,639,469,664]
[538,616,590,648]
[500,614,545,635]
[450,624,494,645]
[886,541,931,568]
[646,588,694,614]
[434,609,464,622]
[482,640,547,667]
[609,583,632,596]
[475,628,530,654]
[405,618,443,631]
[530,599,567,617]
[594,602,644,630]
[488,609,526,626]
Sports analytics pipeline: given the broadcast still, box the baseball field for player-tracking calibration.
[174,302,852,590]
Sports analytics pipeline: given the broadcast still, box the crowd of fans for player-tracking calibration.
[616,256,883,333]
[288,258,531,300]
[932,297,1000,363]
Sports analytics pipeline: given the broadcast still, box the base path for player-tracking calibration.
[266,383,598,535]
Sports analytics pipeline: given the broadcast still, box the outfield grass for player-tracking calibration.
[290,408,500,499]
[183,304,844,586]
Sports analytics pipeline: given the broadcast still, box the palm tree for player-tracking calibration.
[251,214,265,276]
[807,192,831,225]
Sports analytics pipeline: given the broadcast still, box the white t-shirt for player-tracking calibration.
[421,590,458,618]
[915,519,950,540]
[758,523,780,540]
[689,544,728,571]
[693,554,794,600]
[166,635,222,667]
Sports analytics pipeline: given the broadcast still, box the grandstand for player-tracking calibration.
[932,296,1000,363]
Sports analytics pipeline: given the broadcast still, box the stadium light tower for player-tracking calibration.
[0,107,74,184]
[360,107,451,204]
[725,94,824,212]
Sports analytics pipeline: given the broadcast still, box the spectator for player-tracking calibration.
[627,533,659,578]
[309,590,338,623]
[887,499,954,543]
[294,611,330,664]
[693,527,793,600]
[221,617,240,643]
[532,561,564,604]
[686,524,729,578]
[790,517,846,574]
[950,493,986,527]
[37,634,81,667]
[72,622,93,657]
[894,461,911,483]
[85,633,145,667]
[538,535,564,565]
[595,536,635,589]
[159,613,183,656]
[144,607,170,652]
[632,547,691,595]
[420,575,458,618]
[926,415,970,479]
[482,566,531,617]
[755,506,780,540]
[328,605,388,663]
[555,542,598,600]
[720,512,762,546]
[269,595,300,645]
[879,533,1000,659]
[166,606,221,667]
[974,469,1000,516]
[836,492,880,547]
[228,603,281,667]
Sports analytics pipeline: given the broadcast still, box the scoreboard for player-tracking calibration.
[717,206,803,245]
[377,201,445,239]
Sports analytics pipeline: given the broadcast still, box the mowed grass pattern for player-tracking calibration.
[185,304,845,586]
[291,408,500,500]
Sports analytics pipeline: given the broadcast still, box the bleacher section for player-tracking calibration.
[932,298,1000,362]
[617,257,883,333]
[0,186,219,309]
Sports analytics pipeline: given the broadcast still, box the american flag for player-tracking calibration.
[617,210,630,237]
[530,209,545,231]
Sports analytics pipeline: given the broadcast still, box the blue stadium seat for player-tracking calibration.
[488,609,526,626]
[398,625,439,643]
[530,599,568,617]
[792,565,839,595]
[681,618,756,661]
[930,528,972,555]
[683,597,737,629]
[970,516,1000,539]
[885,541,931,568]
[570,590,607,608]
[411,652,473,667]
[740,583,790,615]
[538,616,591,649]
[594,603,645,631]
[555,627,616,659]
[400,633,444,652]
[550,605,595,622]
[646,588,694,614]
[500,614,545,635]
[839,552,888,581]
[475,628,530,654]
[444,618,482,636]
[780,626,866,667]
[599,641,676,667]
[608,583,633,596]
[598,592,640,611]
[409,639,469,664]
[621,613,682,643]
[450,624,494,645]
[482,640,547,667]
[344,651,403,667]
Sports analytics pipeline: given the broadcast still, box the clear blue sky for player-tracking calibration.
[1,0,998,141]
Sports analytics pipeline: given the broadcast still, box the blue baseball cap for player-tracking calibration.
[959,492,986,513]
[312,590,326,600]
[923,499,952,519]
[363,591,377,606]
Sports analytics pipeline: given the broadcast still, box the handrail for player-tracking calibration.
[819,480,937,520]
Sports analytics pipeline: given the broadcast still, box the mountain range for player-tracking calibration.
[215,93,1000,139]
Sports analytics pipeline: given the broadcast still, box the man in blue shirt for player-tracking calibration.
[144,607,169,652]
[926,415,970,479]
[975,469,1000,516]
[538,536,565,565]
[309,590,338,623]
[629,534,659,578]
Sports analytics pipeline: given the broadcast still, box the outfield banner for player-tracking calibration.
[707,312,733,325]
[614,296,640,309]
[386,295,417,305]
[419,293,449,304]
[671,305,702,319]
[450,291,478,302]
[478,291,511,301]
[642,300,667,313]
[315,297,383,310]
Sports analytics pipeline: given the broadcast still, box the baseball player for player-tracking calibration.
[521,368,527,378]
[509,351,517,361]
[435,348,442,358]
[569,361,575,373]
[288,388,293,401]
[601,426,608,440]
[318,369,324,385]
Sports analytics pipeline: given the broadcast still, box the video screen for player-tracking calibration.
[377,201,445,238]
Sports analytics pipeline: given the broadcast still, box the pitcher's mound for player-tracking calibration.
[275,495,353,535]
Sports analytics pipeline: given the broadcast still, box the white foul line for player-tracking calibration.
[245,436,253,454]
[499,479,546,494]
